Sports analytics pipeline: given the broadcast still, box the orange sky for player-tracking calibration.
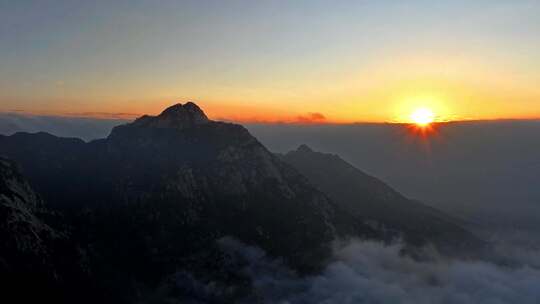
[1,2,540,124]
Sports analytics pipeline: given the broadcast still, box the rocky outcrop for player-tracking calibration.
[0,158,55,271]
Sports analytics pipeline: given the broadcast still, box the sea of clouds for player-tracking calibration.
[216,237,540,304]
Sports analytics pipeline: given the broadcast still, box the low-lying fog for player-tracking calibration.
[161,237,540,304]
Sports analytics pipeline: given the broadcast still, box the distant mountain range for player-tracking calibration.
[0,103,486,303]
[247,120,540,239]
[280,145,483,256]
[0,112,126,141]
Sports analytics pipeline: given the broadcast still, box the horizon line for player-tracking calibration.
[2,109,540,125]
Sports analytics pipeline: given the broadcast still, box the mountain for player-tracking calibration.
[247,121,540,243]
[0,157,56,275]
[280,144,486,257]
[0,102,486,302]
[0,102,380,302]
[0,158,90,302]
[0,103,346,266]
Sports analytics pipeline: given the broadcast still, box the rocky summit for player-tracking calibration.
[122,102,210,130]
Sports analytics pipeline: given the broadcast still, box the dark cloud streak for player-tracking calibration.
[295,112,326,124]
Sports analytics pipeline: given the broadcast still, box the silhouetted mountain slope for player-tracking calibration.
[281,144,486,256]
[0,157,55,273]
[247,121,540,241]
[0,158,93,302]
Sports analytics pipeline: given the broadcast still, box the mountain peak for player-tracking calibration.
[125,102,210,130]
[158,102,209,123]
[296,144,314,153]
[108,102,212,138]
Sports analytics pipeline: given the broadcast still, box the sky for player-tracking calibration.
[1,0,540,123]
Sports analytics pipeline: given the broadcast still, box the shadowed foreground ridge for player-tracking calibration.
[0,157,54,277]
[0,102,486,302]
[0,158,91,302]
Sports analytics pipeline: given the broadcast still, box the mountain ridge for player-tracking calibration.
[280,144,487,257]
[0,102,487,302]
[0,103,359,271]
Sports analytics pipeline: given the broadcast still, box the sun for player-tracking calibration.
[410,108,435,126]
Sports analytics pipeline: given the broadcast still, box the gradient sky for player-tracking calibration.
[1,0,540,123]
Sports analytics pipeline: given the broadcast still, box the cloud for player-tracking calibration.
[0,113,128,141]
[295,112,326,124]
[65,111,139,119]
[215,238,540,304]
